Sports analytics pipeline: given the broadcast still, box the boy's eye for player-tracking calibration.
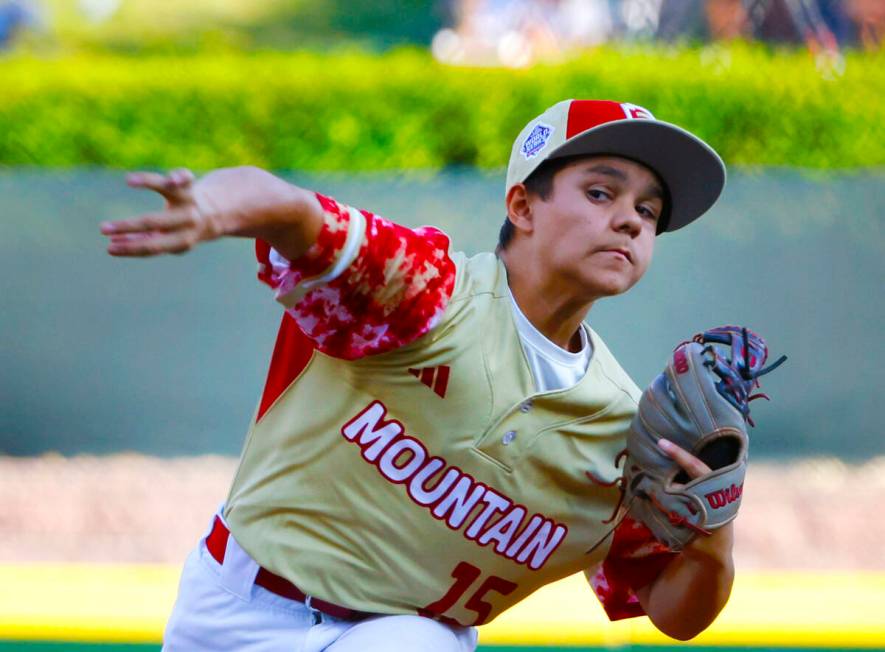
[587,188,610,200]
[637,205,659,220]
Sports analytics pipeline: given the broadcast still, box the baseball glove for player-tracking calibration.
[621,326,787,551]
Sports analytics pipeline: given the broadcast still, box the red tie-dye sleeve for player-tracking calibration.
[587,516,678,621]
[255,193,456,360]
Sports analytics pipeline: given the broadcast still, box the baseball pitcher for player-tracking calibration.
[100,99,785,650]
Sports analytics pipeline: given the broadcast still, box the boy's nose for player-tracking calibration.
[612,203,643,236]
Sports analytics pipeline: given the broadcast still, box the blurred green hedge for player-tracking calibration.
[1,45,883,170]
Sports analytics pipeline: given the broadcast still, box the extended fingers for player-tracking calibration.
[100,207,198,235]
[106,231,197,257]
[126,168,195,203]
[101,169,203,257]
[658,438,712,480]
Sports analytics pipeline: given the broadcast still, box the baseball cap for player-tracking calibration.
[506,100,726,233]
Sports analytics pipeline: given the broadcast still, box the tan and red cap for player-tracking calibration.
[506,99,726,233]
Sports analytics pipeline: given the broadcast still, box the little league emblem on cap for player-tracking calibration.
[520,123,555,160]
[506,99,726,233]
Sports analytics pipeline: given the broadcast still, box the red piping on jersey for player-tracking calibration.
[256,313,316,422]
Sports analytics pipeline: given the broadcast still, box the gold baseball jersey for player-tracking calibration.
[224,194,674,627]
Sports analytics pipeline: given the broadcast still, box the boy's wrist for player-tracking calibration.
[192,168,317,248]
[681,522,734,568]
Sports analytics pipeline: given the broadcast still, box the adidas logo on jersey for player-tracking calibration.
[408,366,450,398]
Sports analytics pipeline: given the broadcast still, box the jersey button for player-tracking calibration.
[502,430,517,445]
[519,400,533,413]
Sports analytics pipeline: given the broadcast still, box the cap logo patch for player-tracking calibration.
[621,103,654,120]
[521,122,555,160]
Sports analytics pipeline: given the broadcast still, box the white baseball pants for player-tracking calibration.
[162,515,478,652]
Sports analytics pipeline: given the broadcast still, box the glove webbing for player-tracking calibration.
[695,326,787,426]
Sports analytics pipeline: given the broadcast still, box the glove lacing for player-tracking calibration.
[695,326,787,426]
[585,448,629,525]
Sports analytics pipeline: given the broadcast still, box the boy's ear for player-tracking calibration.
[505,184,535,235]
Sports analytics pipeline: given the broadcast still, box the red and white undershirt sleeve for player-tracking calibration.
[255,193,457,360]
[586,516,679,621]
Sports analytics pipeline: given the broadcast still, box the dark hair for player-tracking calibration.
[497,154,671,251]
[498,155,585,251]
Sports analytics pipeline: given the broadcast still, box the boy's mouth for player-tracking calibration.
[600,247,632,263]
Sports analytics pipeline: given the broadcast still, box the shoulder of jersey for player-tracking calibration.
[586,326,642,403]
[447,251,509,303]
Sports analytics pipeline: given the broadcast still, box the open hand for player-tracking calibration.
[100,169,221,257]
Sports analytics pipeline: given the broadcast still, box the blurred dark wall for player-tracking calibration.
[1,168,881,459]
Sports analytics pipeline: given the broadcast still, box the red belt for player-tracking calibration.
[205,515,370,621]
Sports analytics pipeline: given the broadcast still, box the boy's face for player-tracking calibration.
[525,155,664,300]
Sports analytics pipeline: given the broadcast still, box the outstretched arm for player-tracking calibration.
[100,166,322,261]
[637,439,735,640]
[102,170,458,361]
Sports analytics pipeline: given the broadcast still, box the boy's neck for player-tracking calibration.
[501,252,592,353]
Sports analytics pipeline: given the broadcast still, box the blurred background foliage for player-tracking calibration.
[1,0,882,171]
[2,46,883,170]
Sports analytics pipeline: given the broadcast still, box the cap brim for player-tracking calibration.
[547,120,726,232]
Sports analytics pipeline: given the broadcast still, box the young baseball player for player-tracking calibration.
[101,99,734,650]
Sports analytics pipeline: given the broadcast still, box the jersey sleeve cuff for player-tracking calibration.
[255,193,366,306]
[586,517,678,621]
